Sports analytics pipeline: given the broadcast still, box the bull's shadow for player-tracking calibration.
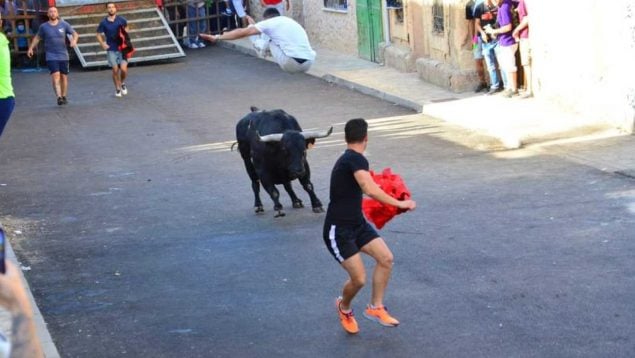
[234,107,333,217]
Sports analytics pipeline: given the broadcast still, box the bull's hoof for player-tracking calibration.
[292,200,304,209]
[254,206,264,214]
[274,210,286,218]
[312,207,325,213]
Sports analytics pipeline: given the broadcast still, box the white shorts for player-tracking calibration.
[495,43,518,72]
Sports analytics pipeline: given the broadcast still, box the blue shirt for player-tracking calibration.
[36,21,75,61]
[97,16,127,51]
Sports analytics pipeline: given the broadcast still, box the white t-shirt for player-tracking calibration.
[254,16,316,61]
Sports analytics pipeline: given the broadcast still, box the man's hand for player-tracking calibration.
[70,40,77,48]
[397,199,416,211]
[101,43,109,50]
[26,48,34,58]
[198,33,219,43]
[245,15,256,26]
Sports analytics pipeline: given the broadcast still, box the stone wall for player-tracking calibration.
[300,0,359,56]
[529,0,635,131]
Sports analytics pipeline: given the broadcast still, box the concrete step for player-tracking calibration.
[60,3,185,68]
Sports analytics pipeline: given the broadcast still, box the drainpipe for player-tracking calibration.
[382,0,391,45]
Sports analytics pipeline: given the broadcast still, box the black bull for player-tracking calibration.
[235,107,332,217]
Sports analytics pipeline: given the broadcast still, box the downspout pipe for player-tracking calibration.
[382,0,391,45]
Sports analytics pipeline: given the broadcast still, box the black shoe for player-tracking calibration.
[61,96,68,105]
[474,83,488,93]
[57,96,64,105]
[486,87,503,95]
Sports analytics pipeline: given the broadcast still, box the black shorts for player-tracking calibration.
[47,60,69,75]
[323,221,379,263]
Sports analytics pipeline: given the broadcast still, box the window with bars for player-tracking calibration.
[432,1,444,34]
[324,0,347,11]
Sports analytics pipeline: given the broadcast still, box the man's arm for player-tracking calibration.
[0,262,44,358]
[96,32,108,50]
[199,25,260,42]
[26,35,40,58]
[354,170,416,211]
[69,30,79,48]
[512,16,528,38]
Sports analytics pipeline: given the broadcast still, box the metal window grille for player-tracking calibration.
[324,0,347,11]
[432,0,444,33]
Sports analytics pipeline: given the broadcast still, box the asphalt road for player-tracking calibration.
[1,47,634,357]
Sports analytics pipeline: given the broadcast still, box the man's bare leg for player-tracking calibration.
[60,74,68,98]
[120,62,128,84]
[50,72,61,97]
[339,253,366,311]
[360,237,394,307]
[112,67,121,90]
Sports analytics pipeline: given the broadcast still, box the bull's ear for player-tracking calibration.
[305,138,316,149]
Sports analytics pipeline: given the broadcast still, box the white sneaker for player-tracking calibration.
[197,41,206,48]
[188,43,199,49]
[121,84,128,95]
[115,90,122,98]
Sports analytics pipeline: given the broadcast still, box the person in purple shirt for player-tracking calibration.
[513,0,532,98]
[485,0,518,98]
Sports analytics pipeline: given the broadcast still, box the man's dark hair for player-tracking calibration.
[106,2,116,8]
[263,8,280,19]
[345,118,368,144]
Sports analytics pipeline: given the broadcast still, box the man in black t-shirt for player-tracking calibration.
[323,118,416,334]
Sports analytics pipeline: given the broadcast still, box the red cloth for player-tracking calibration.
[362,168,411,229]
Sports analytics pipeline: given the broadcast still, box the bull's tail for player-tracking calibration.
[230,142,238,151]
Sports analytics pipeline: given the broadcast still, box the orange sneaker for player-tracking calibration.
[363,304,399,327]
[336,297,359,334]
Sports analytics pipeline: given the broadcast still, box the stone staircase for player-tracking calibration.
[59,1,185,68]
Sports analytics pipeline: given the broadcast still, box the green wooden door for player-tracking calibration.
[357,0,383,62]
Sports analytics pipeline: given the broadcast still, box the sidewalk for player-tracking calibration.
[220,38,624,149]
[0,240,60,358]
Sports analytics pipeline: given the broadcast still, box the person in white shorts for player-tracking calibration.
[200,8,316,74]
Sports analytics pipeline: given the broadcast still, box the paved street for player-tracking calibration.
[1,47,634,357]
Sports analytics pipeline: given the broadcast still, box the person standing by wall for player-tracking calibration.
[322,118,416,334]
[485,0,518,98]
[0,12,15,135]
[513,0,531,98]
[96,2,129,98]
[466,0,487,92]
[26,7,78,106]
[185,0,207,48]
[474,0,502,95]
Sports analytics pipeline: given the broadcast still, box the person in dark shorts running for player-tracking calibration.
[323,118,416,334]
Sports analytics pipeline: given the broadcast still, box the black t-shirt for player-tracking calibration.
[474,2,498,29]
[325,149,369,226]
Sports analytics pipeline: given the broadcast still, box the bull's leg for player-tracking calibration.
[261,180,285,217]
[297,164,323,213]
[283,182,304,209]
[239,144,264,213]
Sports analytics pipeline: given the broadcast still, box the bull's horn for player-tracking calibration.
[300,126,333,139]
[256,131,284,142]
